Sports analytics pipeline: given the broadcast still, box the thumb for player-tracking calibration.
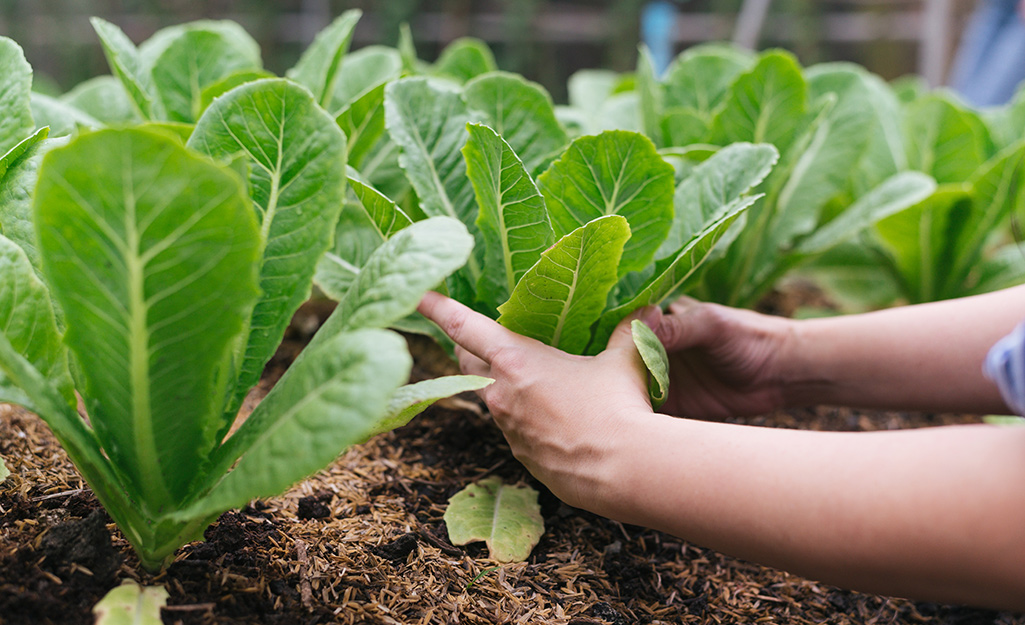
[654,300,721,352]
[606,305,662,354]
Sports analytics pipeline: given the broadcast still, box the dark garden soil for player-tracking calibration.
[2,291,1025,625]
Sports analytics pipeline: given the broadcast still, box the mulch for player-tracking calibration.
[2,294,1024,625]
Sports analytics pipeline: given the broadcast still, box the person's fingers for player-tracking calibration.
[417,291,522,364]
[657,297,737,353]
[667,295,700,315]
[601,306,662,387]
[605,305,661,353]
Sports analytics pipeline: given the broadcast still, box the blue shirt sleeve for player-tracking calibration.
[983,322,1025,416]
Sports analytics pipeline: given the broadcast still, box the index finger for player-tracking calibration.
[417,291,523,364]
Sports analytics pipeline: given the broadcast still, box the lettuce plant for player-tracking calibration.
[869,91,1023,302]
[632,45,936,308]
[86,11,386,128]
[811,92,1025,307]
[324,74,779,359]
[0,73,481,569]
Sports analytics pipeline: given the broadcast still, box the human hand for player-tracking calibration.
[652,296,795,420]
[417,291,658,513]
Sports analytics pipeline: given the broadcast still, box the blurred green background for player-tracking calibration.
[0,0,974,102]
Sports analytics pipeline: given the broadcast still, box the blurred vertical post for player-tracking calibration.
[641,1,679,76]
[733,0,772,49]
[300,0,331,46]
[920,0,955,87]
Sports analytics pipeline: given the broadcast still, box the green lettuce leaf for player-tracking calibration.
[185,329,410,519]
[497,215,630,354]
[149,23,262,123]
[0,37,35,156]
[60,75,139,125]
[90,17,155,119]
[362,375,494,442]
[537,130,674,275]
[188,78,348,418]
[464,123,554,312]
[0,234,74,410]
[662,43,755,117]
[34,127,262,509]
[708,50,808,155]
[903,94,993,184]
[315,177,413,301]
[631,319,669,409]
[595,199,755,349]
[433,38,498,83]
[463,72,569,175]
[287,9,362,109]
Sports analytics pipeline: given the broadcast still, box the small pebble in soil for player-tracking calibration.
[39,509,121,582]
[296,494,331,520]
[371,532,419,562]
[590,602,629,625]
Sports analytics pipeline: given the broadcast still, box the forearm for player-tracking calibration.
[781,285,1025,413]
[597,415,1025,610]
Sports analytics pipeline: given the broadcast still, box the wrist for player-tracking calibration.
[591,411,656,524]
[777,317,837,408]
[573,407,656,521]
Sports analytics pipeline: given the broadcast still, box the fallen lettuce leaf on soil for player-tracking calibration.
[0,455,8,482]
[92,581,168,625]
[444,477,544,563]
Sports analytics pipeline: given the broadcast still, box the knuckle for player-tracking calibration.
[444,306,470,341]
[489,345,530,377]
[483,386,512,418]
[702,303,733,332]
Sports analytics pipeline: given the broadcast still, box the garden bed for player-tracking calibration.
[0,300,1021,625]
